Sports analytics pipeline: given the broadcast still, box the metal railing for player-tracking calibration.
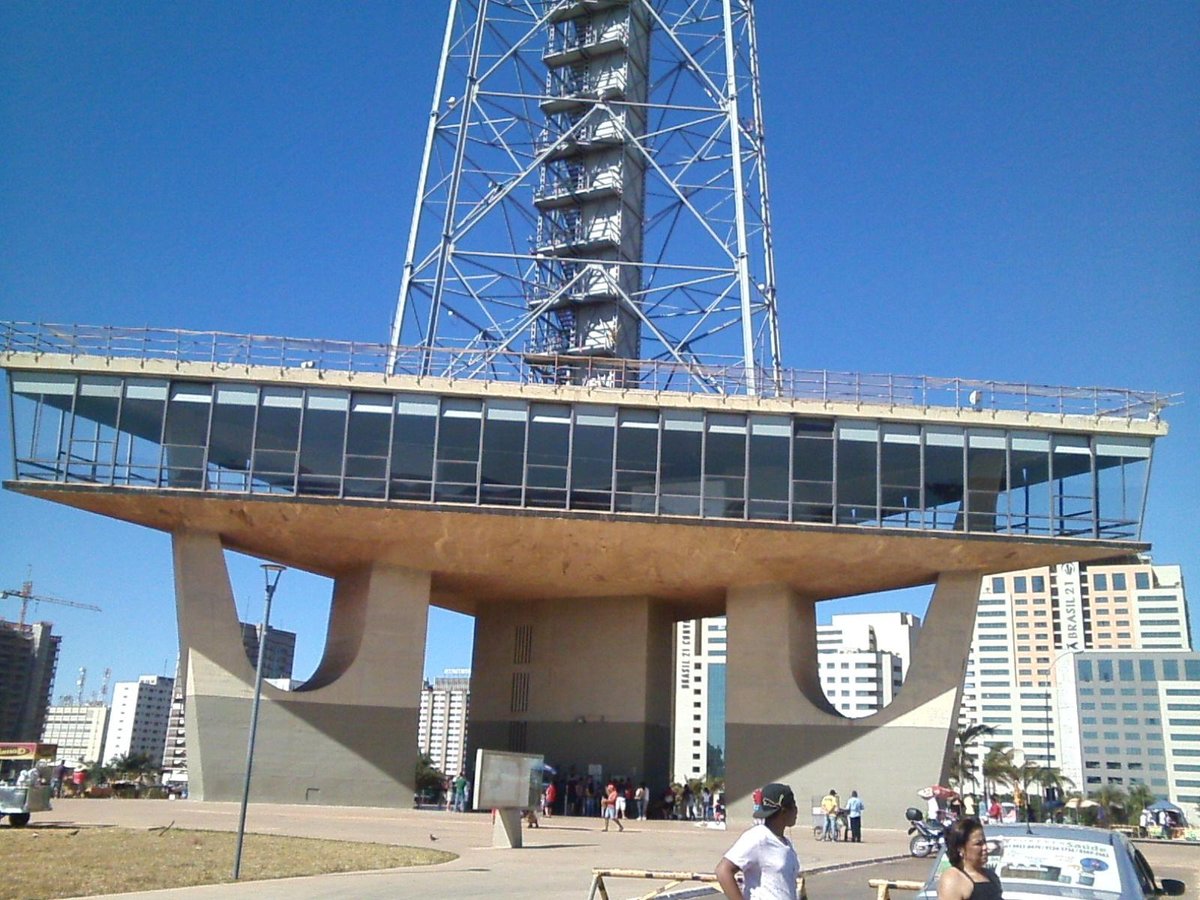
[0,321,1175,420]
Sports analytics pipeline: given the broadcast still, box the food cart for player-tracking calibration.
[0,742,57,827]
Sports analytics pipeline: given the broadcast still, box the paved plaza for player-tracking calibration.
[45,798,910,899]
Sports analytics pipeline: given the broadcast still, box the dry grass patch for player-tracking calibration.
[0,824,455,899]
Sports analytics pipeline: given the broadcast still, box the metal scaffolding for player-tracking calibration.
[389,0,781,394]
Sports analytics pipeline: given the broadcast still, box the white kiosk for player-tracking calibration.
[472,748,544,849]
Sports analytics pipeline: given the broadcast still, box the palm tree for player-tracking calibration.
[1090,784,1128,826]
[981,744,1016,802]
[1033,766,1075,803]
[107,752,155,783]
[950,724,996,796]
[1126,783,1156,822]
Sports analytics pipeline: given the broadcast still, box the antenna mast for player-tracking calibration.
[389,0,781,394]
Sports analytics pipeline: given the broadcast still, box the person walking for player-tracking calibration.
[820,788,839,841]
[635,782,647,820]
[715,782,801,900]
[602,781,625,832]
[452,771,468,812]
[937,817,1001,900]
[847,789,864,842]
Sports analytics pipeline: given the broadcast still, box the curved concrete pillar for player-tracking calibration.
[724,572,982,823]
[172,530,429,806]
[469,596,673,788]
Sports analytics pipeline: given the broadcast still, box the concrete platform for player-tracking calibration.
[45,798,911,899]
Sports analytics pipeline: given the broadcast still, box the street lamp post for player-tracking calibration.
[232,562,285,880]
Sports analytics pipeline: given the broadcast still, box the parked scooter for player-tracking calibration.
[905,807,945,858]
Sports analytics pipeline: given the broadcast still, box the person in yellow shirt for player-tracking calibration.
[820,789,840,841]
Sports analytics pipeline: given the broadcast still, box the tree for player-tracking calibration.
[107,752,155,783]
[415,754,445,802]
[1126,783,1156,822]
[950,724,995,796]
[1090,784,1129,826]
[981,744,1016,801]
[1032,765,1075,815]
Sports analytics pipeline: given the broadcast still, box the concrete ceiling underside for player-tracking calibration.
[12,482,1144,619]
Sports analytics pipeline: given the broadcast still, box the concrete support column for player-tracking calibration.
[172,530,429,807]
[469,596,672,788]
[724,573,982,823]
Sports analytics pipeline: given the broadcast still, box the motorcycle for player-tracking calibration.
[905,806,945,858]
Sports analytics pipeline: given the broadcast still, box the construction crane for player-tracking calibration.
[0,580,102,626]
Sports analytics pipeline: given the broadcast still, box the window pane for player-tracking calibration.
[1052,435,1093,537]
[615,408,658,513]
[116,380,167,486]
[571,406,615,511]
[480,399,526,506]
[747,415,789,520]
[1095,437,1151,539]
[11,373,75,480]
[1009,432,1051,535]
[344,392,392,497]
[661,410,702,516]
[67,376,123,483]
[298,390,347,496]
[880,424,920,528]
[526,403,569,509]
[163,383,213,488]
[252,387,301,493]
[837,422,878,525]
[435,398,481,503]
[207,384,258,491]
[391,395,437,500]
[704,414,746,519]
[792,418,833,523]
[967,430,1007,533]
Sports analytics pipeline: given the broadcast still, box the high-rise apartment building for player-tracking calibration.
[240,622,297,680]
[41,704,109,766]
[818,612,920,719]
[418,669,470,778]
[162,623,297,784]
[106,675,174,767]
[673,612,920,780]
[960,559,1191,773]
[0,620,60,742]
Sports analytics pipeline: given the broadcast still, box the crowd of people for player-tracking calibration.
[437,770,726,826]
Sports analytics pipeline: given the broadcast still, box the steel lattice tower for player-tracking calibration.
[389,0,781,394]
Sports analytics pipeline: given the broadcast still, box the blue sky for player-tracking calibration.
[1,2,1196,696]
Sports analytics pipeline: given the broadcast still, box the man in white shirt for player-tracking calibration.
[716,782,802,900]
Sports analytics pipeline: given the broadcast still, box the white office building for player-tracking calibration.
[672,612,919,781]
[672,618,728,783]
[41,704,109,767]
[106,675,174,767]
[1054,649,1200,822]
[418,668,470,777]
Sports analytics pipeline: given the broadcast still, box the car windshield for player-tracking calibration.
[924,834,1124,898]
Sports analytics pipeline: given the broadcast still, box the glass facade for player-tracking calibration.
[7,371,1153,538]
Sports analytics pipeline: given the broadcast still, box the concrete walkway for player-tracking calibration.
[46,799,911,899]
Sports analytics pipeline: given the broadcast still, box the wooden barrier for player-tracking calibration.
[587,868,807,900]
[866,878,924,900]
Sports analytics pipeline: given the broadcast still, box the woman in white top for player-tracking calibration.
[715,782,801,900]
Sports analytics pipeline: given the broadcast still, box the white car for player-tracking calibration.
[917,823,1185,900]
